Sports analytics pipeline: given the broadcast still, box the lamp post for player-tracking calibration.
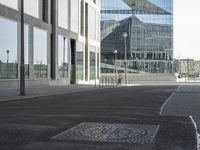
[122,32,128,84]
[114,50,117,84]
[6,50,9,78]
[20,0,25,95]
[104,58,107,73]
[136,57,138,71]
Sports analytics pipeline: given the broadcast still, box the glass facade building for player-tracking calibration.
[101,0,173,74]
[0,0,100,88]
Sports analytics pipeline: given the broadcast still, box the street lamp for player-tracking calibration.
[104,58,107,73]
[20,0,25,95]
[6,50,9,78]
[122,32,128,84]
[114,50,117,84]
[136,57,138,71]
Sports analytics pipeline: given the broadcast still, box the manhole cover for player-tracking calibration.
[52,122,159,144]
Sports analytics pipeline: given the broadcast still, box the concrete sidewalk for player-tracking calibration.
[1,82,200,102]
[0,84,100,102]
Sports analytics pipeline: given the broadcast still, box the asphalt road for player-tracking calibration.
[161,85,200,143]
[0,86,197,150]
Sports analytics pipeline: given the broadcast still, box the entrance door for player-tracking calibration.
[70,39,76,84]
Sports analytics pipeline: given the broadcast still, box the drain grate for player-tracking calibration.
[52,122,159,144]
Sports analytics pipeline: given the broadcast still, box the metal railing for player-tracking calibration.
[99,77,121,87]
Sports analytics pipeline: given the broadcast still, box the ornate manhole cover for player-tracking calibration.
[52,122,160,144]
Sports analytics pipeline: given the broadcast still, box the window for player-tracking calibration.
[58,35,68,78]
[24,25,29,78]
[0,0,18,10]
[88,6,96,40]
[0,17,18,79]
[76,42,84,80]
[58,0,69,29]
[33,27,48,78]
[101,0,173,74]
[42,0,49,22]
[70,0,79,33]
[90,46,96,80]
[24,0,39,18]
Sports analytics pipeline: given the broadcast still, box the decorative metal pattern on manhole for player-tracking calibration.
[52,122,160,144]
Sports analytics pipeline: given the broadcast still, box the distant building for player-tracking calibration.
[175,59,200,77]
[0,0,100,88]
[101,0,173,74]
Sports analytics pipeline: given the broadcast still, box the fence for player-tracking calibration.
[101,73,176,84]
[98,76,121,87]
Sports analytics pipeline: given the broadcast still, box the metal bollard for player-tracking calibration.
[99,78,101,88]
[111,78,114,86]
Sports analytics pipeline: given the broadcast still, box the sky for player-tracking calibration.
[174,0,200,60]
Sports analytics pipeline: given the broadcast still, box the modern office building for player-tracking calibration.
[0,0,100,88]
[101,0,173,74]
[175,59,200,78]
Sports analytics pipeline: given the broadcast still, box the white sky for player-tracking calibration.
[174,0,200,60]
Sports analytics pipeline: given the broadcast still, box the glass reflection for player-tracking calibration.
[101,0,173,74]
[24,25,29,78]
[90,46,96,80]
[76,42,83,80]
[58,35,68,78]
[0,17,18,79]
[33,27,48,78]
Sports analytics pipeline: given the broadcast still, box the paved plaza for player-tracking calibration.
[0,84,96,102]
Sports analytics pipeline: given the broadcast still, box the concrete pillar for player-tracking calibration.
[51,0,58,79]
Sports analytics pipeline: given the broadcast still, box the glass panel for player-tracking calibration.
[58,0,69,29]
[0,17,18,79]
[90,46,96,80]
[76,42,83,80]
[33,27,48,78]
[58,35,68,78]
[24,24,29,78]
[101,0,173,74]
[88,6,96,40]
[24,0,39,18]
[0,0,18,10]
[70,0,79,33]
